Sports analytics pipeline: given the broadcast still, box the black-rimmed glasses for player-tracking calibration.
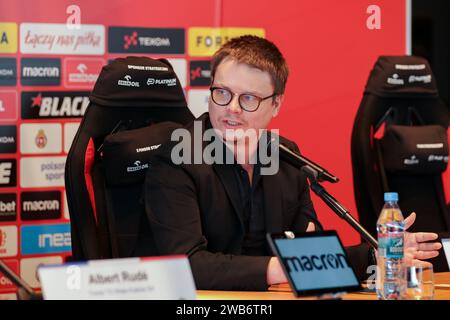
[210,87,276,112]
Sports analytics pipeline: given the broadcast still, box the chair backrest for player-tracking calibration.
[351,56,450,270]
[65,56,194,261]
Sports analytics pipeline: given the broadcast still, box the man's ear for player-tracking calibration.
[272,94,284,117]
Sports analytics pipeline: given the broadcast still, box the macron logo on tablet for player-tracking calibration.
[283,252,350,272]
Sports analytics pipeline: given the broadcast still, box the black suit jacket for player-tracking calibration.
[144,113,371,290]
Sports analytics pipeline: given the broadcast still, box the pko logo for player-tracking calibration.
[283,253,349,272]
[21,224,71,255]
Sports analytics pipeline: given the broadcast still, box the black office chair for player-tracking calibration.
[351,56,450,271]
[65,56,194,261]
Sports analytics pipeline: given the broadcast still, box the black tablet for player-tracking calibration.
[267,230,362,297]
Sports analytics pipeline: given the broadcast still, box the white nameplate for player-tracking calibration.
[442,238,450,270]
[38,256,197,300]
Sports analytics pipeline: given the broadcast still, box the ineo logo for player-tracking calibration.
[35,129,48,149]
[283,253,349,273]
[146,77,176,86]
[0,193,16,222]
[21,91,90,119]
[118,75,140,87]
[127,160,149,172]
[21,224,71,255]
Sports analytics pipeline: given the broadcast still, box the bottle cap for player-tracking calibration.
[384,192,398,202]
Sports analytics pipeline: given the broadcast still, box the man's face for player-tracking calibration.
[208,58,282,143]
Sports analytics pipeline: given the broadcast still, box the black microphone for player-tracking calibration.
[277,143,339,183]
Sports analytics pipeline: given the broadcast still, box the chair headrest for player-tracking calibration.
[89,56,187,108]
[364,56,438,97]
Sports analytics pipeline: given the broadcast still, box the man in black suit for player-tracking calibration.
[144,35,442,290]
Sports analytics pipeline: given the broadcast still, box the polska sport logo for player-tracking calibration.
[118,75,140,87]
[21,91,90,119]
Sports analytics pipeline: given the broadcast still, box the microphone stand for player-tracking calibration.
[301,165,378,249]
[0,259,42,300]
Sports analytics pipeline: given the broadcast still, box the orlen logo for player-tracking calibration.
[65,58,103,88]
[118,75,139,87]
[283,253,349,272]
[126,160,148,172]
[21,224,71,255]
[21,91,90,119]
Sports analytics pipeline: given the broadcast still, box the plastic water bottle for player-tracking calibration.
[376,192,405,300]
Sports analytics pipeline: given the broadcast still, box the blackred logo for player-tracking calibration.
[21,91,90,119]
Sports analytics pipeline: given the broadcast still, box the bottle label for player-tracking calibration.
[378,233,404,259]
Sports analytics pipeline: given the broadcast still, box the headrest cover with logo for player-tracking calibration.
[90,56,187,108]
[364,56,438,97]
[102,121,182,186]
[380,125,449,174]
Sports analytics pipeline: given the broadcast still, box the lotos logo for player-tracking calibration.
[283,253,349,273]
[0,23,18,53]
